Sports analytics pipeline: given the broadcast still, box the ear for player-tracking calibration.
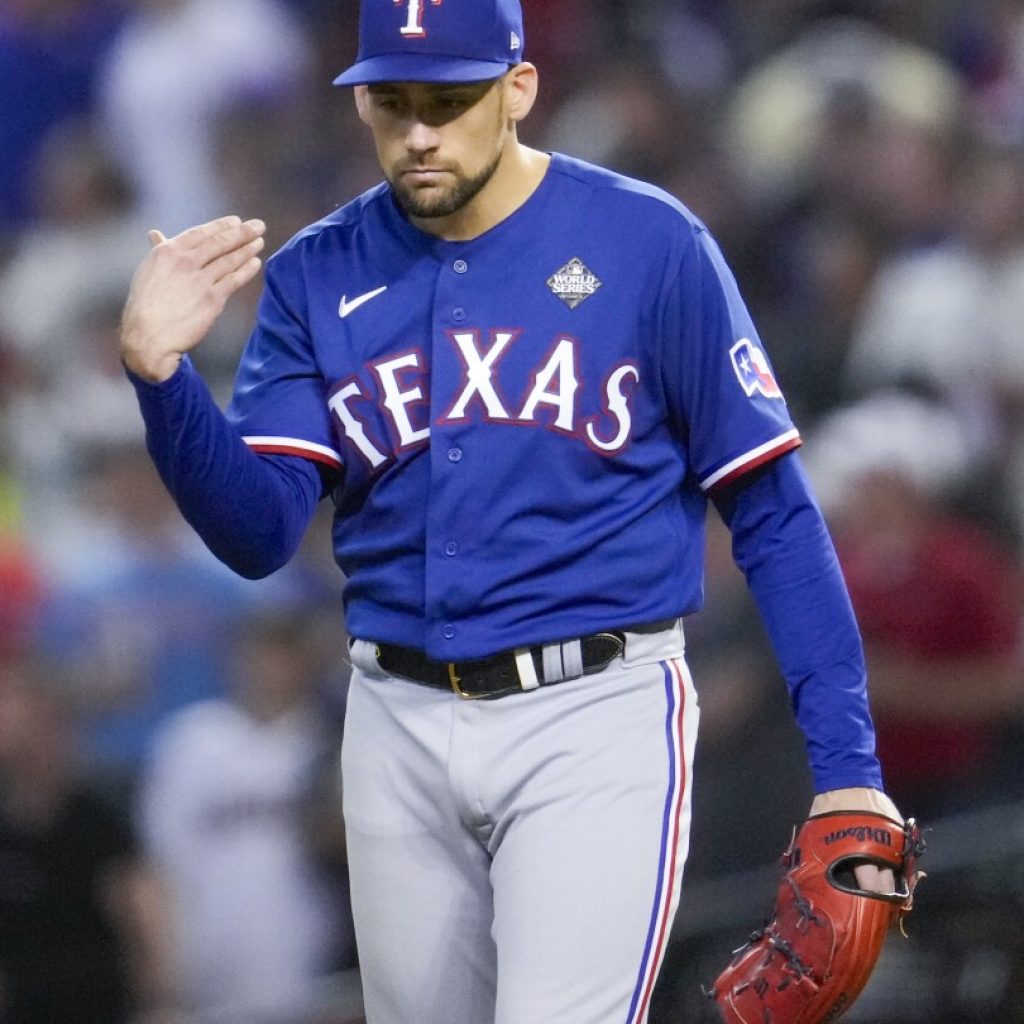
[502,62,538,124]
[354,85,372,126]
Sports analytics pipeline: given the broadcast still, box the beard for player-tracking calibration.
[390,145,505,220]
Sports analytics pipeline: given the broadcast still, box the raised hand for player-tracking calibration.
[120,215,267,383]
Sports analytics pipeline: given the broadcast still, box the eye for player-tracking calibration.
[371,93,403,113]
[433,95,475,118]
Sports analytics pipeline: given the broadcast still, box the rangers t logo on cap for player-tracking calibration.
[397,0,442,39]
[335,0,526,86]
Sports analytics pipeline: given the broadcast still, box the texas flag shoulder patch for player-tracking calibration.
[729,338,783,400]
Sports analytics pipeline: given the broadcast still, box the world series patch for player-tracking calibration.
[547,257,602,310]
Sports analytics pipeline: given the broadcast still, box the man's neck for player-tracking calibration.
[410,144,551,242]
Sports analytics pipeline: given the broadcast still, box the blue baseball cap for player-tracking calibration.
[334,0,525,86]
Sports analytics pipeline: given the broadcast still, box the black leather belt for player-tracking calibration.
[372,619,677,700]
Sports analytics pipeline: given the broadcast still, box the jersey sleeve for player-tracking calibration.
[662,225,801,490]
[225,254,343,472]
[713,453,883,793]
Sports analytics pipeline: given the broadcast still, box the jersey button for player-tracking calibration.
[443,624,456,639]
[448,447,463,462]
[444,541,459,557]
[453,259,468,274]
[452,307,466,321]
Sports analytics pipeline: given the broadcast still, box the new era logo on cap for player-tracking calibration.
[334,0,525,86]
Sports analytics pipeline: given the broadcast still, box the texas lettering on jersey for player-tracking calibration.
[328,327,640,469]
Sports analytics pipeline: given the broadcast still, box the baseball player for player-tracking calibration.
[119,1,904,1022]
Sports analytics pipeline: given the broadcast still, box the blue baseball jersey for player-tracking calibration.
[226,154,801,659]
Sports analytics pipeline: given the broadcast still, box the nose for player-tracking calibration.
[404,119,440,155]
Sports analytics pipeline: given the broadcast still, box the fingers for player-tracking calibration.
[159,215,265,260]
[853,863,896,895]
[214,255,265,301]
[208,233,266,285]
[175,215,244,249]
[193,217,267,270]
[146,216,266,281]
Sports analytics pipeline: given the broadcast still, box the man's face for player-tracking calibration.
[359,78,509,219]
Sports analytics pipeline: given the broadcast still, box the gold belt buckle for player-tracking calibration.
[448,662,483,700]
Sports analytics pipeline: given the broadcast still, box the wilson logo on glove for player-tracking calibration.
[822,825,892,846]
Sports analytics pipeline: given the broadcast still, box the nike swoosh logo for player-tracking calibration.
[339,285,388,318]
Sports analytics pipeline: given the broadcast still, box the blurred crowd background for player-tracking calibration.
[2,0,1024,1021]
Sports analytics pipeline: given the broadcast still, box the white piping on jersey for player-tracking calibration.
[699,428,801,492]
[242,435,343,467]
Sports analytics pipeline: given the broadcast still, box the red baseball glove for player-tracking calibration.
[707,811,925,1024]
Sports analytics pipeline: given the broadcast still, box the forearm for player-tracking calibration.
[714,452,883,793]
[128,358,322,578]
